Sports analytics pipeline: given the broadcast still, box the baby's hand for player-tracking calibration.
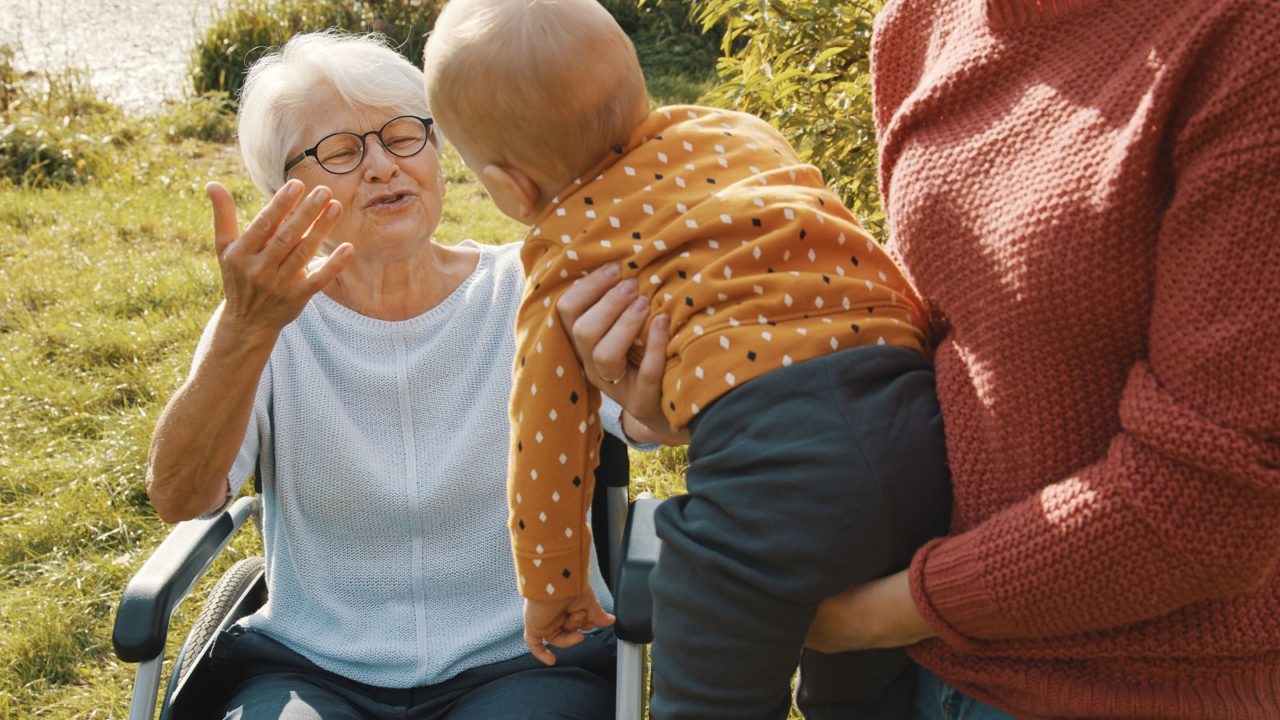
[523,588,615,666]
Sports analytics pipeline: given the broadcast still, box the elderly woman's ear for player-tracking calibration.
[480,163,541,224]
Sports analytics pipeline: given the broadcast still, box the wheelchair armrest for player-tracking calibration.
[613,497,662,644]
[113,496,257,663]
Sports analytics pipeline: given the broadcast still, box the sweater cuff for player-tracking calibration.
[598,394,661,452]
[909,532,1015,646]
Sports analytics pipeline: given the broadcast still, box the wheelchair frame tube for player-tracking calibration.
[607,485,630,581]
[121,496,258,720]
[129,658,164,720]
[616,638,648,720]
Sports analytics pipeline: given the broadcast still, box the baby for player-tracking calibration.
[424,1,951,717]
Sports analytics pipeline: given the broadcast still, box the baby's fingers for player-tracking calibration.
[524,630,558,667]
[543,627,588,650]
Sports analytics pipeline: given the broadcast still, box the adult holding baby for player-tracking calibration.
[145,30,651,720]
[570,0,1280,718]
[424,1,951,718]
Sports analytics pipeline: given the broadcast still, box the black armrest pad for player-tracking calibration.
[613,497,661,643]
[112,497,254,662]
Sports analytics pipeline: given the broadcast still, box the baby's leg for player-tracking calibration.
[648,345,950,720]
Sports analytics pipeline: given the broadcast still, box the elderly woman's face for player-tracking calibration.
[286,90,445,255]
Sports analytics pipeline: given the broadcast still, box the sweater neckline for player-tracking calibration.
[985,0,1105,28]
[310,241,494,333]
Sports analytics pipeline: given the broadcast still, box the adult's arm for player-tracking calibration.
[146,181,350,522]
[909,31,1280,646]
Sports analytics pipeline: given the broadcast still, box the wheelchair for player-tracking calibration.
[113,434,662,720]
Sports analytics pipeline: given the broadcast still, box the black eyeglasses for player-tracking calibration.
[283,116,435,176]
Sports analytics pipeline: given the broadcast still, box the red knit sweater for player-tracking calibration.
[876,0,1280,717]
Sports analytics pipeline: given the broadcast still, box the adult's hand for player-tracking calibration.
[556,263,690,446]
[804,569,937,653]
[209,179,352,340]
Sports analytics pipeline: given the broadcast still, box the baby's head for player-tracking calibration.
[423,0,649,221]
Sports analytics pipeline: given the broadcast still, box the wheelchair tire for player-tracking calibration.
[175,555,265,688]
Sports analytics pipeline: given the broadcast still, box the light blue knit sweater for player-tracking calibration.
[218,241,618,688]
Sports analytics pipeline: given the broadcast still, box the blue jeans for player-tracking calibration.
[911,667,1018,720]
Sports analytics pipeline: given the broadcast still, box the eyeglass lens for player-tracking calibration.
[315,117,430,173]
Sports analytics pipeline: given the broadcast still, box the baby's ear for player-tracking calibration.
[481,164,541,224]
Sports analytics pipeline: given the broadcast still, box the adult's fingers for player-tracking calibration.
[556,262,622,329]
[242,179,305,253]
[207,182,239,257]
[589,295,649,384]
[280,198,342,278]
[565,278,636,373]
[265,185,332,265]
[302,243,354,294]
[632,313,669,404]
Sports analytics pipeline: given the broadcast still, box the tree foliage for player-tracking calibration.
[687,0,885,236]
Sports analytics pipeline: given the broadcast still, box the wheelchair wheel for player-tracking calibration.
[175,556,266,687]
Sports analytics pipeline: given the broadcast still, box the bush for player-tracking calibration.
[0,48,135,188]
[606,0,719,83]
[191,0,445,105]
[691,0,885,236]
[157,91,238,144]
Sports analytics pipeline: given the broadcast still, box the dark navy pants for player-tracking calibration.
[210,625,615,719]
[649,345,951,719]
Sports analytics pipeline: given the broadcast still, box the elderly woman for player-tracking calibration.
[146,31,664,720]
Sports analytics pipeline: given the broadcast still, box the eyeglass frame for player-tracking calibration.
[283,115,436,176]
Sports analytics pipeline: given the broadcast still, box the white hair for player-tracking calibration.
[237,30,431,195]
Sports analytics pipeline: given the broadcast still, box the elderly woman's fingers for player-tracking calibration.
[239,179,305,253]
[589,295,649,384]
[302,243,354,294]
[280,199,342,279]
[556,262,622,329]
[206,182,240,257]
[264,185,332,262]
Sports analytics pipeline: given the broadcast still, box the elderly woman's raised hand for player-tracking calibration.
[207,179,353,338]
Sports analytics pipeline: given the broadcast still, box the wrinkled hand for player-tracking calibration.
[805,570,936,653]
[523,588,615,666]
[209,179,352,339]
[556,263,690,446]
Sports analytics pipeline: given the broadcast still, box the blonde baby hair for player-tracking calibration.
[423,0,650,188]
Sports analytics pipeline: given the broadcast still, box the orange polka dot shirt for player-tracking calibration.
[510,106,928,600]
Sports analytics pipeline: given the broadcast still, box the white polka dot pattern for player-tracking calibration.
[509,106,928,599]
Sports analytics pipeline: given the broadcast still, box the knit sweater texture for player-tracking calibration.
[875,0,1280,717]
[212,242,616,688]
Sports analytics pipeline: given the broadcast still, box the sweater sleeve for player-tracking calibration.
[910,17,1280,644]
[508,256,606,601]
